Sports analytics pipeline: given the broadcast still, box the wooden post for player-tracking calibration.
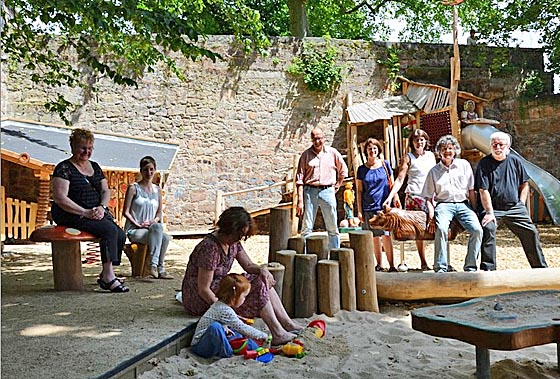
[276,250,296,316]
[306,234,329,260]
[269,207,291,263]
[349,230,379,312]
[294,253,317,318]
[287,236,305,254]
[214,190,223,225]
[51,241,84,291]
[330,248,357,311]
[291,154,300,236]
[267,262,285,300]
[317,259,340,317]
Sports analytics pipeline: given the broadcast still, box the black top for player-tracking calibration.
[51,159,106,224]
[475,153,528,210]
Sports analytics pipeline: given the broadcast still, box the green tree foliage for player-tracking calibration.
[0,0,269,123]
[332,0,558,76]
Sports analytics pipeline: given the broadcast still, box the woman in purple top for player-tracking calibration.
[181,207,303,345]
[356,138,396,272]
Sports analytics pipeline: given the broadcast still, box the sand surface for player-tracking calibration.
[1,225,559,379]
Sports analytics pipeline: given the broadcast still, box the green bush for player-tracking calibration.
[287,40,343,92]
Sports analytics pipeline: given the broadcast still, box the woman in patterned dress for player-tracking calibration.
[181,207,303,345]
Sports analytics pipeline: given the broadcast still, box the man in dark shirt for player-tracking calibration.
[475,131,548,270]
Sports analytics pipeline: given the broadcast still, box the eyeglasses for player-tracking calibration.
[491,142,507,149]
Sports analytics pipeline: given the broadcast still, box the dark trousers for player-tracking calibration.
[480,202,547,270]
[74,214,126,265]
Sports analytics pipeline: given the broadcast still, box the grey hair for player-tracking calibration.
[435,135,461,156]
[490,131,511,146]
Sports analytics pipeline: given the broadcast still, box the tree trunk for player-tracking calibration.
[288,0,310,37]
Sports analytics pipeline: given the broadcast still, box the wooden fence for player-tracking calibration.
[1,186,38,241]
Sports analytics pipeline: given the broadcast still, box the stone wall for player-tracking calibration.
[2,36,558,230]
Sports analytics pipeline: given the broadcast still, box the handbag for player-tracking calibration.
[382,161,402,209]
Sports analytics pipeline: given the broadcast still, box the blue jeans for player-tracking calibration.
[434,202,482,272]
[301,186,340,250]
[191,322,259,359]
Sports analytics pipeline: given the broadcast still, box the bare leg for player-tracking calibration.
[382,235,395,268]
[373,236,383,268]
[259,301,296,345]
[269,288,304,331]
[416,240,430,269]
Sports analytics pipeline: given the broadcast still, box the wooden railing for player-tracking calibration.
[214,155,299,235]
[1,186,38,241]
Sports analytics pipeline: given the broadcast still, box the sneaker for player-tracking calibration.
[158,271,174,280]
[375,265,383,272]
[150,265,159,279]
[435,268,447,273]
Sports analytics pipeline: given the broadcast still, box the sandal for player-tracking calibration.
[375,265,383,272]
[388,266,398,273]
[99,278,129,293]
[98,274,125,286]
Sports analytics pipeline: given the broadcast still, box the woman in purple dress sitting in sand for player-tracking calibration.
[181,207,303,345]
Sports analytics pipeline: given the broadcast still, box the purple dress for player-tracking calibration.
[181,234,269,318]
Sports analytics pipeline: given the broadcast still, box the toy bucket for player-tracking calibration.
[229,337,248,355]
[307,319,326,338]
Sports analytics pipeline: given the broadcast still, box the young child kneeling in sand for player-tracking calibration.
[190,273,271,358]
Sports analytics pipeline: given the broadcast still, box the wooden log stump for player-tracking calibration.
[51,241,85,291]
[287,236,305,254]
[294,253,317,318]
[349,230,379,312]
[267,262,285,299]
[330,248,357,311]
[269,207,292,263]
[124,243,150,277]
[276,250,296,316]
[317,259,340,317]
[306,234,329,260]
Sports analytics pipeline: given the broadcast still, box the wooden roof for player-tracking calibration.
[346,95,419,124]
[1,118,180,173]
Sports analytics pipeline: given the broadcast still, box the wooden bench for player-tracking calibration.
[30,225,99,291]
[411,290,560,379]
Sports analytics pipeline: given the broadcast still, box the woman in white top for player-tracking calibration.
[384,129,437,270]
[123,156,172,279]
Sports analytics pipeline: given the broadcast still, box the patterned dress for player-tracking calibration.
[181,234,269,318]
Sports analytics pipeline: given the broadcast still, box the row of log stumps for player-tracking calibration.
[267,207,379,318]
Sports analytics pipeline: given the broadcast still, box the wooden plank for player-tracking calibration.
[1,186,5,241]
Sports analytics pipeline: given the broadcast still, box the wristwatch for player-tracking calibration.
[101,205,108,210]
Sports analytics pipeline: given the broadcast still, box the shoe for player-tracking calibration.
[158,271,174,280]
[150,265,159,279]
[98,273,125,285]
[447,265,457,272]
[435,269,447,273]
[375,265,383,272]
[99,278,129,293]
[388,266,398,273]
[421,265,432,271]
